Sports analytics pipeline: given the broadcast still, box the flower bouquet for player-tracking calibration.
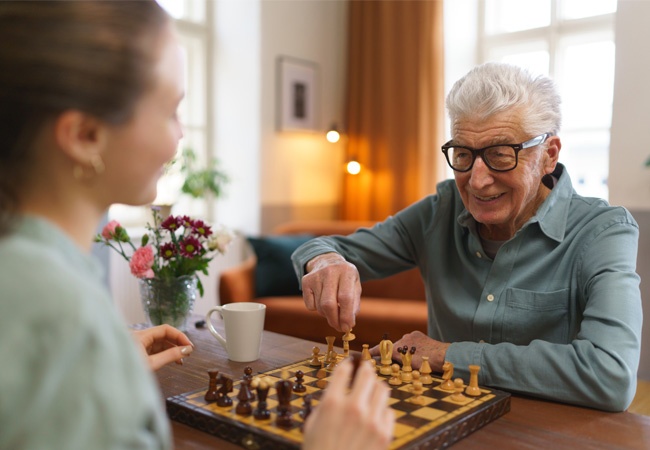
[95,208,232,329]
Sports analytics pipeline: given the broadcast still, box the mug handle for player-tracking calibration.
[205,306,228,350]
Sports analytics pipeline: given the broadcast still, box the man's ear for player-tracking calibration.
[53,110,107,166]
[544,135,561,174]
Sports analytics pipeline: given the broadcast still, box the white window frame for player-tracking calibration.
[476,1,616,200]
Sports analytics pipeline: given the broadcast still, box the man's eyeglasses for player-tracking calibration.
[441,133,550,172]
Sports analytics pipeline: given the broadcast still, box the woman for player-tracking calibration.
[0,2,393,449]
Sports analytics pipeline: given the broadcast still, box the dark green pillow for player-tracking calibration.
[248,234,314,297]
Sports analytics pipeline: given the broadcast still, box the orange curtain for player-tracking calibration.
[341,0,446,221]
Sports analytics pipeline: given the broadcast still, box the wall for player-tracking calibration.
[213,0,348,237]
[609,0,650,380]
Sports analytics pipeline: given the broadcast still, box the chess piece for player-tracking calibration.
[450,378,467,402]
[243,366,255,401]
[205,369,219,402]
[293,370,307,393]
[215,374,233,407]
[361,344,372,362]
[326,350,339,371]
[300,394,313,420]
[419,356,433,385]
[342,329,355,357]
[309,346,321,366]
[379,333,394,376]
[275,371,294,429]
[439,360,455,391]
[399,346,414,382]
[252,378,271,420]
[325,335,336,360]
[465,365,481,397]
[235,378,255,416]
[409,371,426,405]
[316,364,328,389]
[388,363,402,386]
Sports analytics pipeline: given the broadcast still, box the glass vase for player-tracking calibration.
[139,275,198,331]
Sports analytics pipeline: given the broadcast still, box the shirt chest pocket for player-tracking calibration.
[501,288,570,345]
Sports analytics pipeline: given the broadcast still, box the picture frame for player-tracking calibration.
[276,56,320,132]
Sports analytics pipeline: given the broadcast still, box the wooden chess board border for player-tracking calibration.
[166,358,511,450]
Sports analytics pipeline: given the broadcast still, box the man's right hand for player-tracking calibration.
[301,252,361,333]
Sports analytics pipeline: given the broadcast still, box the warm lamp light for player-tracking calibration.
[326,123,340,143]
[346,160,361,175]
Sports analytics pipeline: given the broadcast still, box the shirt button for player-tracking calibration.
[475,251,482,258]
[486,294,495,302]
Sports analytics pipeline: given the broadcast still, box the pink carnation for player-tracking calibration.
[129,245,155,279]
[101,220,121,240]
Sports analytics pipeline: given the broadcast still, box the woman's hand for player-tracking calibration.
[132,324,194,371]
[302,358,394,450]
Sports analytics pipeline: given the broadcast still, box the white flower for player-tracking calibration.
[208,227,233,254]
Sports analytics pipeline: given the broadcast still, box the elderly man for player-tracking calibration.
[291,62,642,412]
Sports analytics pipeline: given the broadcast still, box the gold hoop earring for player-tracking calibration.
[90,155,105,175]
[72,155,104,180]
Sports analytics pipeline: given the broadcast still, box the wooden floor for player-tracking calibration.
[629,380,650,416]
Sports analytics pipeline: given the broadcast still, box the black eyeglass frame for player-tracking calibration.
[441,133,550,173]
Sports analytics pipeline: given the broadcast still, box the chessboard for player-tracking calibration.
[166,357,511,450]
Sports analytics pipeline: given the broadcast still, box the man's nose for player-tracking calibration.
[469,156,494,188]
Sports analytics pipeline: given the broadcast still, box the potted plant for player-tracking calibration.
[179,147,229,200]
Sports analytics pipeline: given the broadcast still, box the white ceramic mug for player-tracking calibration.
[205,302,266,362]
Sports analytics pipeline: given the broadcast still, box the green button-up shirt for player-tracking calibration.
[292,165,642,411]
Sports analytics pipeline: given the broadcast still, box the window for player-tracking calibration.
[109,0,212,226]
[477,0,616,200]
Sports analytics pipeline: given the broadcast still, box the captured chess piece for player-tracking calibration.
[205,369,219,402]
[309,346,321,366]
[440,360,455,391]
[293,370,307,393]
[388,363,402,386]
[465,365,481,397]
[419,356,433,385]
[450,378,467,403]
[379,333,394,376]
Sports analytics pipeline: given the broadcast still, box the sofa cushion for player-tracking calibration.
[248,234,314,298]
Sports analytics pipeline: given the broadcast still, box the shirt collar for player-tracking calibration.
[457,163,574,243]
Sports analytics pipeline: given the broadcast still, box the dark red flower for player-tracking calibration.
[161,215,182,231]
[192,220,213,237]
[179,236,202,257]
[179,215,193,229]
[160,242,176,260]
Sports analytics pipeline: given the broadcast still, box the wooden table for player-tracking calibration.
[156,320,650,449]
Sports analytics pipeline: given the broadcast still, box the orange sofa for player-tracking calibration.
[218,220,428,350]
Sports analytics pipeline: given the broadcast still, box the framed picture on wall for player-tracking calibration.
[277,56,320,132]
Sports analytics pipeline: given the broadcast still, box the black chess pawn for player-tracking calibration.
[215,374,233,407]
[204,369,219,402]
[293,370,307,393]
[242,367,256,401]
[236,379,255,416]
